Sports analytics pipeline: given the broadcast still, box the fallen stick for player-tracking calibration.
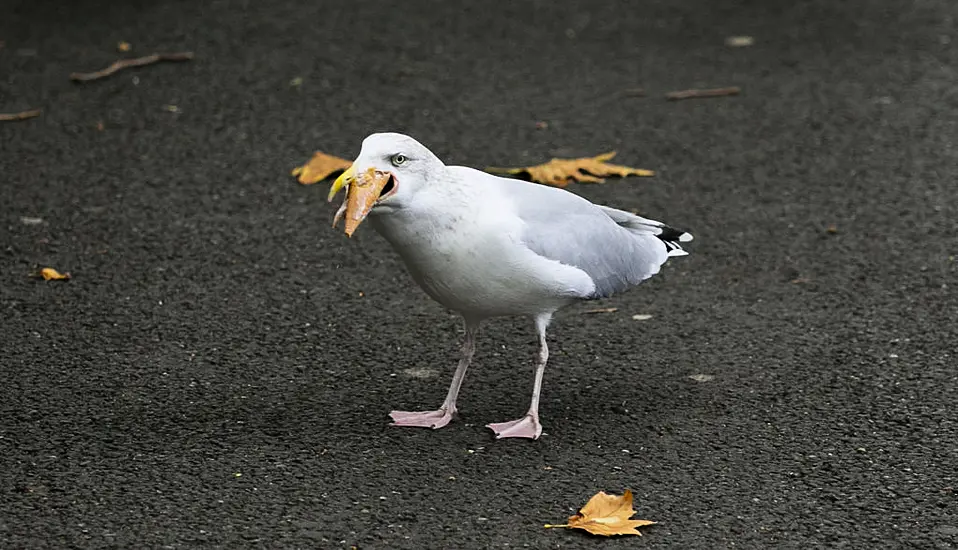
[583,307,618,314]
[665,86,741,100]
[70,52,194,82]
[0,108,42,121]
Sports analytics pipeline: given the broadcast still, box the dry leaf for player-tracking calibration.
[117,41,132,52]
[39,268,71,281]
[486,152,654,188]
[545,489,656,537]
[291,152,353,185]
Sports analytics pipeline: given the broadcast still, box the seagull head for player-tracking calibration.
[328,132,443,236]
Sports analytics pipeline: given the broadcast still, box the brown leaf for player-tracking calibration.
[117,41,132,53]
[39,268,71,281]
[486,152,654,187]
[545,489,656,537]
[291,151,353,185]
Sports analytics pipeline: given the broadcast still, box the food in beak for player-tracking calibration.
[329,166,394,237]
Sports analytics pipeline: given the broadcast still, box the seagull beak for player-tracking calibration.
[328,165,354,203]
[331,166,394,237]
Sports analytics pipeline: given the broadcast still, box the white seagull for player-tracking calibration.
[328,132,692,440]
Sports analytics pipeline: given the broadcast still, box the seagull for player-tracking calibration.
[327,132,692,440]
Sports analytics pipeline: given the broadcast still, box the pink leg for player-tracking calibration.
[390,320,479,430]
[487,314,550,440]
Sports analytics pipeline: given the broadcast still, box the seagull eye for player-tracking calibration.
[390,154,407,167]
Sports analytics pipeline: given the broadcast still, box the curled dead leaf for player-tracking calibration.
[291,151,353,185]
[545,489,656,537]
[486,152,654,188]
[39,268,71,281]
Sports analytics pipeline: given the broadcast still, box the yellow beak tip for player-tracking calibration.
[328,166,355,202]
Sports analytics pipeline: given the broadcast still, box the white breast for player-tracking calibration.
[369,186,593,318]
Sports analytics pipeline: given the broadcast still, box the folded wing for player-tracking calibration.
[493,175,692,299]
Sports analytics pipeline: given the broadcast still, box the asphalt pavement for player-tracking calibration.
[2,0,956,548]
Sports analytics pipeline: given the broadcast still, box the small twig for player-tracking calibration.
[583,307,618,314]
[0,108,42,122]
[70,51,194,82]
[665,86,741,100]
[620,87,646,98]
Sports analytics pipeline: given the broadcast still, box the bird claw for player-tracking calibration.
[486,414,542,440]
[389,408,455,429]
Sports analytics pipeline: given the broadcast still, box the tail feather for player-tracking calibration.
[598,205,693,257]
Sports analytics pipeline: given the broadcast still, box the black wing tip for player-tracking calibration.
[657,225,693,255]
[658,225,692,242]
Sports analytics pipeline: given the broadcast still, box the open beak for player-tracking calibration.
[329,165,396,237]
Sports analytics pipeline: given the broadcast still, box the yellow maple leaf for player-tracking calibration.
[486,152,654,187]
[39,268,71,281]
[291,152,352,185]
[545,489,656,537]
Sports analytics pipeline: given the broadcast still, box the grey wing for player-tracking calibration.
[498,177,692,299]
